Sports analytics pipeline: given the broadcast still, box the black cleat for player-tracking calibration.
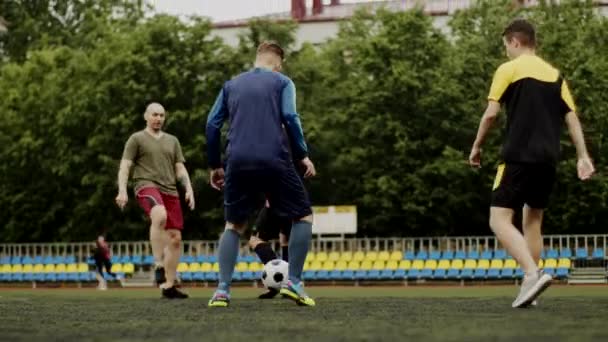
[162,286,189,299]
[258,288,279,299]
[154,266,166,287]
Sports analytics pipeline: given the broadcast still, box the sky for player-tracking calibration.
[149,0,379,23]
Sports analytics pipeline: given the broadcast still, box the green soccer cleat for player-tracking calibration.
[280,280,315,307]
[208,289,230,307]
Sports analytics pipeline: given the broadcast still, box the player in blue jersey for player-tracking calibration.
[206,41,316,307]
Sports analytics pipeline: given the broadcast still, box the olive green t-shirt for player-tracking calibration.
[121,130,185,195]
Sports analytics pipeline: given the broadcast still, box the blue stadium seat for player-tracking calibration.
[501,268,514,278]
[232,272,243,281]
[34,273,45,282]
[460,269,473,279]
[192,272,205,281]
[195,255,207,263]
[119,255,131,264]
[514,269,524,279]
[393,269,406,279]
[403,251,415,260]
[447,269,460,279]
[131,255,143,265]
[33,256,43,264]
[480,250,493,260]
[379,269,394,280]
[45,273,57,282]
[454,251,467,260]
[329,270,342,280]
[57,273,68,282]
[65,256,76,264]
[79,272,91,282]
[592,248,605,260]
[1,273,11,282]
[205,272,218,282]
[303,271,316,280]
[180,272,193,282]
[241,271,254,281]
[110,256,120,264]
[367,270,381,280]
[11,256,22,265]
[493,249,507,260]
[53,256,65,264]
[555,268,569,279]
[433,269,447,279]
[207,256,218,264]
[546,249,559,259]
[429,251,441,260]
[341,270,355,280]
[243,255,256,263]
[87,256,96,265]
[575,248,588,260]
[316,270,330,280]
[407,269,420,279]
[12,273,24,282]
[24,273,35,282]
[467,251,480,260]
[67,273,79,282]
[473,269,486,279]
[420,269,433,279]
[559,249,572,259]
[22,256,34,265]
[143,255,155,266]
[441,251,454,260]
[0,256,10,264]
[487,269,500,279]
[543,268,555,276]
[415,251,428,260]
[354,270,368,280]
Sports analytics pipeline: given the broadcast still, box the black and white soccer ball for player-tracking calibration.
[261,259,289,290]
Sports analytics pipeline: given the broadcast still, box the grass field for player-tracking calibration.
[1,286,607,341]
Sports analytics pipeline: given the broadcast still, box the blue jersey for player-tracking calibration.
[206,68,308,170]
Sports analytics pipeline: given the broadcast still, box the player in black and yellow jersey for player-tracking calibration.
[468,19,595,308]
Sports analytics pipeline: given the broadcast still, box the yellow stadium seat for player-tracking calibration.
[340,251,353,261]
[538,259,544,268]
[360,260,373,270]
[315,252,328,262]
[372,260,385,270]
[55,264,67,273]
[33,264,45,273]
[504,259,517,269]
[398,260,411,270]
[437,260,451,270]
[303,262,311,271]
[176,263,188,273]
[12,264,23,273]
[212,263,219,272]
[558,258,571,268]
[123,263,135,274]
[477,260,490,269]
[424,260,438,270]
[248,262,263,272]
[544,259,557,268]
[235,262,248,272]
[390,251,403,261]
[353,251,365,262]
[451,260,464,269]
[386,260,399,270]
[365,251,378,261]
[201,262,212,272]
[111,264,123,273]
[189,263,201,272]
[0,264,11,273]
[43,264,55,273]
[411,260,425,270]
[66,264,78,273]
[378,251,390,261]
[328,252,340,262]
[77,263,88,273]
[463,259,477,269]
[335,260,348,271]
[322,261,335,270]
[305,253,315,263]
[347,261,360,270]
[490,259,503,269]
[310,261,323,271]
[23,264,34,273]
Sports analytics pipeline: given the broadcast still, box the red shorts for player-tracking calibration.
[136,187,183,230]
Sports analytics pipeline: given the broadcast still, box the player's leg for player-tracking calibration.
[249,206,279,264]
[159,193,188,299]
[279,232,289,262]
[104,259,117,278]
[491,163,551,308]
[94,258,107,290]
[523,206,543,269]
[136,187,168,286]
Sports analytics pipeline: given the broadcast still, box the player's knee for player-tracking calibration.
[226,222,247,235]
[168,230,182,249]
[150,206,167,226]
[298,214,313,223]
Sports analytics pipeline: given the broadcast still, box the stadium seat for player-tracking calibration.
[398,260,411,270]
[200,262,212,272]
[486,268,500,279]
[65,256,76,264]
[544,259,557,269]
[11,256,22,265]
[415,250,428,260]
[493,249,507,260]
[575,248,588,260]
[235,262,248,273]
[347,260,360,272]
[335,260,348,271]
[44,264,55,273]
[403,251,415,260]
[543,268,555,276]
[248,262,263,272]
[316,252,328,262]
[353,251,365,262]
[441,251,454,260]
[379,269,394,280]
[460,268,473,279]
[500,268,514,278]
[555,268,569,279]
[538,259,544,268]
[389,251,403,261]
[545,249,559,259]
[489,259,503,269]
[22,256,33,265]
[473,269,486,279]
[55,264,66,273]
[309,261,323,271]
[122,263,135,275]
[0,256,10,264]
[340,251,353,262]
[480,250,493,260]
[33,256,43,264]
[433,269,447,279]
[195,255,207,263]
[504,259,517,269]
[365,251,378,261]
[340,269,355,280]
[515,268,524,278]
[110,256,120,264]
[367,269,381,280]
[450,259,464,270]
[429,251,441,260]
[592,248,605,260]
[180,272,193,282]
[385,260,398,270]
[207,255,218,264]
[446,269,460,279]
[559,248,572,259]
[477,260,490,269]
[77,263,89,273]
[54,256,66,264]
[467,251,480,260]
[143,255,154,266]
[437,260,450,270]
[557,258,571,269]
[454,251,466,260]
[411,260,424,270]
[328,251,340,262]
[378,251,390,261]
[111,264,123,274]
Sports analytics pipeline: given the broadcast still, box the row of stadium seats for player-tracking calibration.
[0,263,135,282]
[0,248,605,266]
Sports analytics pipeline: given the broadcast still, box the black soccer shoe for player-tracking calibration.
[258,288,279,299]
[161,286,189,299]
[154,266,166,287]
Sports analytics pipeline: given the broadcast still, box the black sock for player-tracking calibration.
[281,246,289,262]
[254,242,278,264]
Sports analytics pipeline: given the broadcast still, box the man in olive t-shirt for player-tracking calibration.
[115,102,194,299]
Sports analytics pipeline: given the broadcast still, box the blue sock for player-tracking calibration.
[217,229,240,291]
[288,220,312,284]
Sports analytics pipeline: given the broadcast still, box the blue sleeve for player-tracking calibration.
[281,79,308,160]
[206,88,228,169]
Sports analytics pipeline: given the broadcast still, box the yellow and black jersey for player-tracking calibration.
[488,54,576,164]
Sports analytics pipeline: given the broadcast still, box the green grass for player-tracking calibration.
[1,286,607,341]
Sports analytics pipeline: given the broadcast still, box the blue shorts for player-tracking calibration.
[224,163,312,224]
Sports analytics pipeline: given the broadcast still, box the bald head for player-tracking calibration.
[144,102,166,132]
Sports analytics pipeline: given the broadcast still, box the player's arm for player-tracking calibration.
[115,159,133,209]
[206,88,228,190]
[562,82,594,180]
[175,162,195,210]
[280,79,315,177]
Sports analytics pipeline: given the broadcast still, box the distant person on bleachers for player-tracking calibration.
[93,235,116,290]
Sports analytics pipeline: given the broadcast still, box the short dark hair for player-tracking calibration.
[257,41,284,60]
[503,19,536,48]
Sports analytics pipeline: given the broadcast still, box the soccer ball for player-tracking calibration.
[261,259,289,290]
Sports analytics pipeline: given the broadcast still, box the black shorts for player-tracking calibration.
[94,256,112,275]
[254,206,292,241]
[224,162,312,224]
[491,162,556,210]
